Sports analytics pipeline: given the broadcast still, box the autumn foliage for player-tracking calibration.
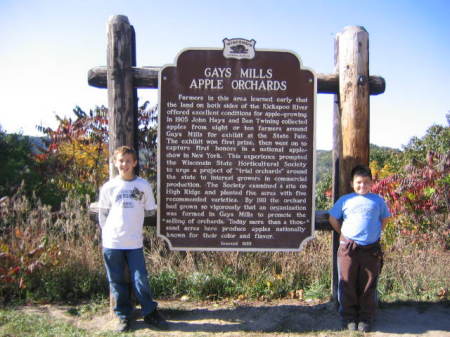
[373,151,449,218]
[371,119,450,249]
[36,106,109,200]
[0,108,448,303]
[35,103,158,202]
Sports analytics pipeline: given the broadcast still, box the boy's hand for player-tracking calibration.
[99,208,109,228]
[328,215,342,234]
[145,210,156,217]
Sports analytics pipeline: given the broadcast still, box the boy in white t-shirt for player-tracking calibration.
[98,146,168,332]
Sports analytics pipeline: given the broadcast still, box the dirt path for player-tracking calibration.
[21,299,450,336]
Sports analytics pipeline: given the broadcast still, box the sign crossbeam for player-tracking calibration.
[88,66,385,95]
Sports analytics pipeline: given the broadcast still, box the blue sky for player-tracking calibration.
[0,0,449,150]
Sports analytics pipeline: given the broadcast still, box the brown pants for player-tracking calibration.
[337,237,383,322]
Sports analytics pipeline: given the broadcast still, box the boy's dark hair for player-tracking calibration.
[351,164,372,181]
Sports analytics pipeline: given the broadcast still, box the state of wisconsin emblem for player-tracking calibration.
[223,38,256,60]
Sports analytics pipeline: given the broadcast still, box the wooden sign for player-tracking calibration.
[158,39,316,251]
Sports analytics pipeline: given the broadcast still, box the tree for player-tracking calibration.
[37,106,109,201]
[136,101,158,185]
[0,130,29,196]
[372,115,450,235]
[369,144,402,179]
[401,113,450,165]
[36,102,159,201]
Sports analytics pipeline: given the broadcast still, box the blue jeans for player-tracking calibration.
[103,248,157,319]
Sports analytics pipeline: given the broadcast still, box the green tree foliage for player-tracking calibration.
[0,127,59,204]
[401,113,450,165]
[315,150,332,183]
[0,129,35,196]
[136,101,158,184]
[315,172,332,210]
[370,144,402,174]
[313,145,401,209]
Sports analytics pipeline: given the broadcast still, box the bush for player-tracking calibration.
[379,229,450,302]
[0,188,105,304]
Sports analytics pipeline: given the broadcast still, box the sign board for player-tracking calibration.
[158,39,316,251]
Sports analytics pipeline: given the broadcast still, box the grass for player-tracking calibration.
[143,232,333,301]
[379,229,450,302]
[0,309,91,337]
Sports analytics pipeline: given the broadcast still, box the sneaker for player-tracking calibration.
[358,320,371,332]
[341,320,357,331]
[117,318,130,332]
[144,309,169,330]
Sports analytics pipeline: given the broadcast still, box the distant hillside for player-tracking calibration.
[316,150,332,182]
[314,144,400,183]
[28,136,47,154]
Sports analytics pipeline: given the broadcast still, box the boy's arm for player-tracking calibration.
[98,208,109,228]
[328,215,342,234]
[144,181,157,215]
[98,182,113,228]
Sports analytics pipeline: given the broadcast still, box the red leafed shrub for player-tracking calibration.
[0,227,62,303]
[372,150,449,247]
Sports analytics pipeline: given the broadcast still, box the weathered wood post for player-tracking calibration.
[107,15,138,176]
[106,14,138,315]
[331,26,370,298]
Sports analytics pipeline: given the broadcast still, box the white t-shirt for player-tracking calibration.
[98,176,156,249]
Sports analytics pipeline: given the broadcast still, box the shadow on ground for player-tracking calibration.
[373,301,450,335]
[125,300,450,335]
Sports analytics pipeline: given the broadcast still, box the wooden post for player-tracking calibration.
[337,26,370,194]
[106,14,138,315]
[331,26,370,298]
[331,30,341,300]
[107,15,137,177]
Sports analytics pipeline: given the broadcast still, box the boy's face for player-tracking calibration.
[114,152,137,180]
[351,175,372,195]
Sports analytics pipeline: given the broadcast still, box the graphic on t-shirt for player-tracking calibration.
[114,187,144,208]
[130,187,144,201]
[349,204,377,219]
